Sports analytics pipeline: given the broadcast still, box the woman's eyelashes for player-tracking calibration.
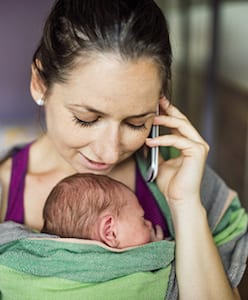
[72,115,99,127]
[126,123,147,130]
[72,115,147,131]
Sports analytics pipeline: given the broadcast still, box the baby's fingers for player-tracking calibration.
[152,224,164,242]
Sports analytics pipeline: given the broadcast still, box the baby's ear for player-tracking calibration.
[99,215,119,248]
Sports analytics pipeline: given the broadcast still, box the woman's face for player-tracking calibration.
[44,54,162,174]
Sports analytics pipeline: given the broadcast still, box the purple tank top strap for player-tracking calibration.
[135,165,169,238]
[5,143,31,223]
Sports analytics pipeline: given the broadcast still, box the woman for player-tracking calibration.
[0,1,246,299]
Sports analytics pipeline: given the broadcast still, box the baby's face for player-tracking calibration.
[116,192,157,248]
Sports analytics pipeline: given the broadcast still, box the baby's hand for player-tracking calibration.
[151,224,164,242]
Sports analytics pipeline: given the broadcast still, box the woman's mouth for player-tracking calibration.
[79,153,113,171]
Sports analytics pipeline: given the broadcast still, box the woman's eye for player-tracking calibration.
[72,116,98,127]
[127,123,147,131]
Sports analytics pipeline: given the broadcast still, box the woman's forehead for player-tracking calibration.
[52,55,162,109]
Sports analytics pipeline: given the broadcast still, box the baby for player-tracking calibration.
[42,173,163,249]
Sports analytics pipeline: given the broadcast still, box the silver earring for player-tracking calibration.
[36,98,44,106]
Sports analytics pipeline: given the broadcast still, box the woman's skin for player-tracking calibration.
[0,53,240,299]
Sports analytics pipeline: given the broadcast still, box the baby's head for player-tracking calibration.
[42,173,161,248]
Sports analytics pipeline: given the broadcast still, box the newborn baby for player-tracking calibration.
[42,173,163,248]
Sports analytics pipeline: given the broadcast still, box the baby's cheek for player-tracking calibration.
[144,227,153,243]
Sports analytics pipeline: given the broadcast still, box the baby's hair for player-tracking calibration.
[42,173,130,239]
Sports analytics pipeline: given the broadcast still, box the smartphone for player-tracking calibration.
[146,108,159,182]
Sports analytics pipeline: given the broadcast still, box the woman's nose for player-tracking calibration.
[96,126,120,164]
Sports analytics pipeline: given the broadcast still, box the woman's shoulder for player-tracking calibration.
[0,155,12,222]
[0,144,28,190]
[0,146,13,190]
[0,144,30,222]
[0,153,12,175]
[200,164,246,231]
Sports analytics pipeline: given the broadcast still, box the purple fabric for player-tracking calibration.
[5,144,31,223]
[135,167,169,238]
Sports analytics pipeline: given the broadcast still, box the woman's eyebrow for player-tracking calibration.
[67,104,107,115]
[69,104,156,118]
[126,112,156,118]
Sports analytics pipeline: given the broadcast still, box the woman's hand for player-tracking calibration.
[146,98,241,300]
[146,97,209,207]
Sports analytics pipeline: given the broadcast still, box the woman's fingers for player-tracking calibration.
[152,98,209,204]
[159,97,188,120]
[146,133,209,158]
[156,98,207,145]
[153,115,206,144]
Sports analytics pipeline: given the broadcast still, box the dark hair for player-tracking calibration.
[33,0,172,96]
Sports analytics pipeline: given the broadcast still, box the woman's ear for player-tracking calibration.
[98,215,119,248]
[30,62,47,103]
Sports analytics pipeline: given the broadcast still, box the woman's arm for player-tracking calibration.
[146,97,240,300]
[171,198,240,300]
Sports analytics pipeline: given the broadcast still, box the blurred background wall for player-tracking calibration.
[0,0,53,124]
